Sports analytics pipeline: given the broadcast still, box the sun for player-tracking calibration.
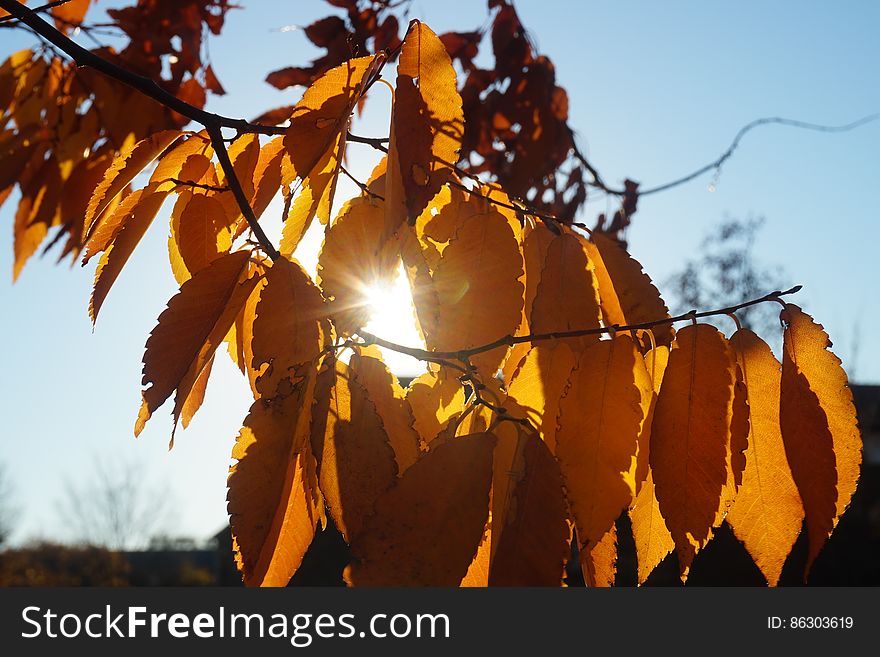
[360,264,427,378]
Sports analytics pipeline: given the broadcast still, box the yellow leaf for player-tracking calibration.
[180,353,214,430]
[580,524,617,587]
[317,198,399,335]
[345,432,496,586]
[89,188,169,322]
[349,347,422,474]
[429,200,524,374]
[135,251,256,437]
[251,256,327,397]
[779,303,861,577]
[506,343,577,453]
[583,232,673,347]
[172,192,232,281]
[385,22,463,232]
[312,358,399,542]
[85,130,181,238]
[629,345,674,585]
[228,365,321,586]
[405,369,466,446]
[488,431,569,586]
[650,323,735,580]
[727,328,803,586]
[557,335,644,547]
[530,232,602,348]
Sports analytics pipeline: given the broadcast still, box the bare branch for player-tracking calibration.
[357,285,803,365]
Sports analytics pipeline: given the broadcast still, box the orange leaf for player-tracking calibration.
[89,188,169,322]
[779,303,861,577]
[583,232,673,347]
[349,347,422,474]
[649,323,735,580]
[405,369,466,446]
[135,251,256,437]
[557,335,644,546]
[228,366,321,586]
[530,232,602,347]
[173,193,233,280]
[428,199,524,374]
[488,432,569,586]
[385,22,463,232]
[312,358,399,542]
[345,432,496,586]
[726,328,803,586]
[506,343,577,454]
[580,524,617,587]
[85,130,181,238]
[317,198,399,335]
[251,256,327,398]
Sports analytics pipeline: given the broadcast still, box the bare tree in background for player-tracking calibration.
[56,457,174,551]
[0,465,15,547]
[666,216,787,337]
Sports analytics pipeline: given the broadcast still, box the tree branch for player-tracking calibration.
[358,284,803,364]
[572,114,879,197]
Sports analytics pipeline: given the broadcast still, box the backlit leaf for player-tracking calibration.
[727,328,803,586]
[228,365,321,586]
[650,323,735,580]
[345,432,496,586]
[779,303,861,576]
[557,335,644,548]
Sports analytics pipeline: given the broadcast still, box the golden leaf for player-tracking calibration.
[172,192,233,281]
[312,358,399,542]
[251,256,327,397]
[89,188,169,322]
[726,328,803,586]
[228,365,321,586]
[317,198,399,335]
[488,431,569,586]
[557,335,644,548]
[581,524,617,587]
[779,303,861,576]
[345,432,495,586]
[385,22,463,232]
[135,251,257,437]
[650,323,735,580]
[405,369,466,447]
[583,232,673,347]
[85,130,181,238]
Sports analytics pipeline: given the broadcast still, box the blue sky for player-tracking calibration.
[1,0,878,545]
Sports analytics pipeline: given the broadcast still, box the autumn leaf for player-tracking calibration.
[311,357,399,542]
[345,432,495,586]
[726,328,803,586]
[583,232,673,347]
[135,250,258,437]
[506,343,577,453]
[405,369,466,446]
[89,188,169,322]
[228,365,321,586]
[85,130,181,239]
[488,431,569,586]
[529,231,602,347]
[423,198,524,374]
[581,524,617,587]
[650,323,735,580]
[779,303,861,577]
[317,198,400,335]
[385,21,463,231]
[630,344,674,585]
[172,192,233,281]
[251,256,328,397]
[557,335,644,549]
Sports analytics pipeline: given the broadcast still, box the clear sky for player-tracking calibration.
[1,0,878,546]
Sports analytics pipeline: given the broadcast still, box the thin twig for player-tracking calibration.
[358,285,802,364]
[0,0,69,23]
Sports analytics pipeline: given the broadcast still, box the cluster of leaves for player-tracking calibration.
[0,0,231,279]
[1,1,862,587]
[264,0,624,226]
